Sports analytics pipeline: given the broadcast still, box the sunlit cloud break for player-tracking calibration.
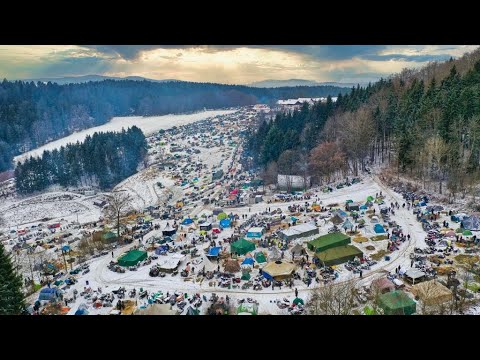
[0,45,477,84]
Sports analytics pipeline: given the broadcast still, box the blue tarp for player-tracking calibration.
[220,219,231,228]
[207,247,222,257]
[75,309,88,315]
[155,245,169,254]
[182,218,193,225]
[262,272,273,280]
[38,288,61,301]
[62,245,70,252]
[360,205,368,210]
[241,258,255,266]
[374,224,386,234]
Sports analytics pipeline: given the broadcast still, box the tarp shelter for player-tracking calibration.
[411,280,453,306]
[118,250,148,267]
[200,222,212,231]
[231,238,256,255]
[134,304,178,315]
[224,259,241,273]
[182,218,194,225]
[342,219,354,230]
[207,246,222,258]
[220,219,231,228]
[246,227,264,238]
[237,302,258,315]
[308,233,351,253]
[255,252,267,264]
[330,214,344,225]
[378,290,416,315]
[315,245,363,266]
[374,224,386,234]
[241,257,255,266]
[262,260,296,280]
[404,268,426,285]
[291,244,306,257]
[278,223,319,242]
[372,277,396,294]
[38,288,62,302]
[162,223,177,237]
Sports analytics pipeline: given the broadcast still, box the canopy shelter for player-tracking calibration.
[255,252,267,264]
[291,244,306,257]
[314,245,363,266]
[200,222,212,231]
[411,280,453,306]
[374,224,386,234]
[307,233,351,253]
[404,268,426,285]
[118,250,147,267]
[207,246,222,258]
[278,223,319,242]
[162,223,177,237]
[134,304,178,315]
[246,227,264,238]
[237,302,258,315]
[224,259,241,273]
[372,277,396,294]
[378,290,416,315]
[220,219,231,228]
[262,260,296,280]
[231,238,256,256]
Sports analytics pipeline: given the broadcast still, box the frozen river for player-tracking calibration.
[14,109,238,164]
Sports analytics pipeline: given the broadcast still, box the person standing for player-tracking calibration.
[295,288,298,298]
[359,270,363,278]
[112,251,114,258]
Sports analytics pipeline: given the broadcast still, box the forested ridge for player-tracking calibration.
[247,48,480,201]
[0,79,349,172]
[15,127,147,194]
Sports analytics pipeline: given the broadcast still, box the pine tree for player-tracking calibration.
[0,242,25,315]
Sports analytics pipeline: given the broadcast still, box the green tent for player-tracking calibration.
[237,302,258,315]
[118,250,148,267]
[293,298,304,305]
[378,290,416,315]
[363,306,377,315]
[255,252,267,263]
[102,231,118,243]
[463,229,473,236]
[217,212,228,220]
[308,232,351,253]
[346,199,353,204]
[455,227,464,233]
[315,245,363,266]
[231,238,255,255]
[241,272,251,281]
[367,196,374,202]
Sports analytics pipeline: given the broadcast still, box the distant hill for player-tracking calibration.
[249,79,361,88]
[20,74,181,85]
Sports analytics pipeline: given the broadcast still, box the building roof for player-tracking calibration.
[309,232,350,249]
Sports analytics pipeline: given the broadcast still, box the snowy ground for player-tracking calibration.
[14,109,238,163]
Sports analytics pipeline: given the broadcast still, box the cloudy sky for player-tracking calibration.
[0,45,478,84]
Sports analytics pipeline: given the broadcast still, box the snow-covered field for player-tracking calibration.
[14,109,238,163]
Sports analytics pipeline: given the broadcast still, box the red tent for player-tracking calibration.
[230,189,239,195]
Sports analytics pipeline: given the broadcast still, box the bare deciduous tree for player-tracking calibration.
[104,191,132,238]
[306,279,358,315]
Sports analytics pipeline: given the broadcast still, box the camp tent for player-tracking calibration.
[307,232,351,253]
[269,246,282,261]
[371,216,379,223]
[118,250,148,267]
[224,259,241,273]
[411,280,453,306]
[38,288,62,302]
[367,196,374,202]
[213,208,224,216]
[241,257,255,266]
[463,229,473,236]
[293,298,304,306]
[342,219,354,231]
[246,227,264,238]
[182,218,194,225]
[278,223,319,242]
[237,302,258,315]
[262,260,296,280]
[255,252,267,264]
[346,202,360,211]
[219,219,231,228]
[231,238,256,255]
[162,223,177,237]
[461,216,480,231]
[315,245,363,266]
[378,290,416,315]
[217,212,228,220]
[134,304,178,315]
[374,224,386,234]
[186,306,200,315]
[330,214,344,225]
[291,244,306,257]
